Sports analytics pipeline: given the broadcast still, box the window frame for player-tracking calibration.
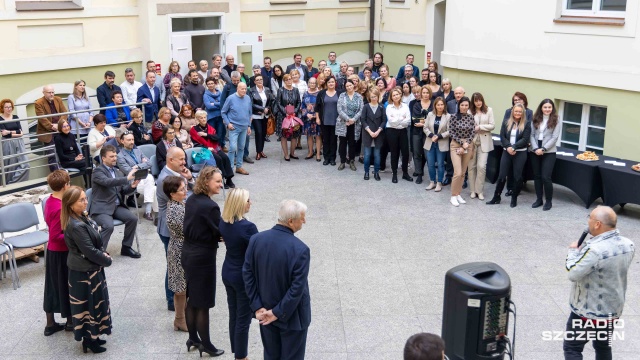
[558,100,607,153]
[561,0,627,18]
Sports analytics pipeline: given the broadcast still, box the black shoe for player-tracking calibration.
[198,344,225,357]
[330,161,336,166]
[226,178,235,189]
[402,173,414,182]
[543,201,552,211]
[168,303,175,311]
[323,160,329,166]
[296,144,303,150]
[290,154,299,160]
[392,174,398,183]
[186,339,201,352]
[82,338,107,354]
[415,175,423,184]
[486,195,501,205]
[44,323,65,336]
[462,180,468,189]
[532,199,543,208]
[374,172,381,181]
[243,156,254,164]
[364,172,370,180]
[442,177,451,186]
[358,157,364,164]
[96,337,106,345]
[121,246,141,259]
[412,172,418,177]
[510,196,518,208]
[505,190,513,196]
[65,322,74,332]
[265,137,271,142]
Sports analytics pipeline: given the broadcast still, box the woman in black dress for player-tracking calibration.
[275,74,301,160]
[54,119,88,185]
[129,109,153,146]
[182,166,225,357]
[62,186,113,353]
[156,126,183,170]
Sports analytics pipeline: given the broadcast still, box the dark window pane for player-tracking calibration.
[567,0,593,10]
[172,17,221,32]
[561,123,581,144]
[561,142,579,151]
[588,106,607,127]
[563,102,583,123]
[587,127,605,148]
[601,0,626,11]
[586,147,604,155]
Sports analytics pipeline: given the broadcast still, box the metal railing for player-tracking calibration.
[1,101,147,188]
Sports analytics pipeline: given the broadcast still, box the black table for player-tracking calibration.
[599,161,640,208]
[486,141,603,208]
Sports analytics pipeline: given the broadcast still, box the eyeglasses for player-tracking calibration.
[61,124,71,128]
[167,131,175,135]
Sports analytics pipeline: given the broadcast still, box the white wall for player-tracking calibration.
[440,0,640,92]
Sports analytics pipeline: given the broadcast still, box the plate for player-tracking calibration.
[632,167,640,173]
[577,158,599,162]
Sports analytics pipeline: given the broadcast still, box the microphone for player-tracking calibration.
[577,229,589,248]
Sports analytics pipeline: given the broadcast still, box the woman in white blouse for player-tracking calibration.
[87,114,115,161]
[467,92,495,201]
[290,69,307,102]
[385,88,413,184]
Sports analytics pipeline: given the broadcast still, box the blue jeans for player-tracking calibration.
[158,234,174,306]
[243,123,253,158]
[223,278,252,359]
[228,125,248,169]
[425,146,445,183]
[363,146,380,173]
[208,116,226,148]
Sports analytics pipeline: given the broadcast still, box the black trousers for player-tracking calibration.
[411,132,426,175]
[212,152,234,179]
[321,125,337,162]
[338,125,356,164]
[386,128,410,174]
[530,149,556,202]
[563,312,613,360]
[253,117,268,154]
[260,324,308,360]
[380,137,390,170]
[355,136,362,157]
[495,151,528,196]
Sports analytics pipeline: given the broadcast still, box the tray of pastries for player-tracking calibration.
[576,151,600,161]
[632,163,640,172]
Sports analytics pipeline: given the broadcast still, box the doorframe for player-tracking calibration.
[167,12,226,63]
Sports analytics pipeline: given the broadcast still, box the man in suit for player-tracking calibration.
[96,71,121,114]
[243,200,311,360]
[36,85,67,172]
[261,56,274,89]
[117,132,157,221]
[286,53,307,79]
[156,147,194,310]
[137,70,161,125]
[144,60,166,104]
[91,144,141,258]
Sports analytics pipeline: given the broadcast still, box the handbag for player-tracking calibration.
[266,114,276,136]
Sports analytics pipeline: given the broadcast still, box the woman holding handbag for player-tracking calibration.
[275,74,301,160]
[250,74,274,160]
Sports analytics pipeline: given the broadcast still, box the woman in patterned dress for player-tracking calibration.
[275,74,301,160]
[448,96,476,207]
[164,175,189,332]
[62,186,112,354]
[302,77,321,161]
[336,79,363,171]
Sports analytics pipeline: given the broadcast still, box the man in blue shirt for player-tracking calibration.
[395,54,420,80]
[327,51,340,75]
[222,82,253,175]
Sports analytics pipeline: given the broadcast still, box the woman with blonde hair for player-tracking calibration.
[152,107,172,143]
[182,167,225,357]
[67,80,93,138]
[385,87,412,183]
[378,64,396,91]
[290,69,307,102]
[468,92,495,201]
[166,78,188,117]
[423,97,451,192]
[179,104,197,132]
[316,73,327,91]
[220,188,258,360]
[487,103,531,207]
[62,186,112,353]
[163,61,183,92]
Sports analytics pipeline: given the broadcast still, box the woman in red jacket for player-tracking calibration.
[190,110,235,188]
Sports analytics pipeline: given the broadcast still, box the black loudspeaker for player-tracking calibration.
[442,262,511,360]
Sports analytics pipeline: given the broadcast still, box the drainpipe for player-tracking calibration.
[369,0,375,57]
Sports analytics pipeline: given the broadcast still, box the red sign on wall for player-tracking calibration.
[155,64,162,75]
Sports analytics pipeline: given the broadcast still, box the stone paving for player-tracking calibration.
[1,139,639,359]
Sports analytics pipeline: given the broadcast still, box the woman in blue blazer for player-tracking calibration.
[104,90,131,126]
[219,188,258,360]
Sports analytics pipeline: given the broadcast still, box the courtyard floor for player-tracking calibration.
[1,139,639,359]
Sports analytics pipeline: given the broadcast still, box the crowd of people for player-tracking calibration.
[9,50,633,360]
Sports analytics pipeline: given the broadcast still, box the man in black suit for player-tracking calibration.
[285,53,307,79]
[91,145,141,258]
[243,200,311,360]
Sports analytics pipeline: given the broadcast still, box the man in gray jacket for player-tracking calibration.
[90,145,140,258]
[564,205,635,360]
[156,147,194,310]
[116,132,157,221]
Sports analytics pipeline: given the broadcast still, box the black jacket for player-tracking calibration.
[130,122,153,146]
[274,87,301,119]
[184,193,221,249]
[314,89,344,125]
[65,216,112,272]
[250,86,275,116]
[54,132,81,163]
[500,120,532,150]
[156,139,183,170]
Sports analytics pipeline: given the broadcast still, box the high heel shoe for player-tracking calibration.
[290,154,299,160]
[82,338,106,354]
[284,156,290,161]
[186,339,201,352]
[260,152,268,158]
[198,343,225,357]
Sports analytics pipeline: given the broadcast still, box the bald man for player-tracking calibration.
[222,82,253,175]
[36,85,68,172]
[564,206,635,360]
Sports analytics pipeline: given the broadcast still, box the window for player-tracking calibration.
[562,0,626,17]
[559,101,607,154]
[171,16,221,32]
